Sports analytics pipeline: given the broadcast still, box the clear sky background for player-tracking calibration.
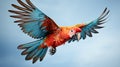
[0,0,120,67]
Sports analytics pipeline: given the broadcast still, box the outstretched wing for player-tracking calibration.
[9,0,59,39]
[68,8,110,43]
[80,8,109,39]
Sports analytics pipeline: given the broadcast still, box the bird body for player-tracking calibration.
[9,0,109,63]
[42,26,81,48]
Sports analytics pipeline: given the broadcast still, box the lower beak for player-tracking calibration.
[76,33,81,41]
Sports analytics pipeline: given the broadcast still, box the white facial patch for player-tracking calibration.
[69,30,75,37]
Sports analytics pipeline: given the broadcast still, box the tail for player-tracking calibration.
[17,40,48,63]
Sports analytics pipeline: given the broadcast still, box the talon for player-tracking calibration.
[49,47,56,55]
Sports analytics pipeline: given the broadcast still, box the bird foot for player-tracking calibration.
[49,47,56,55]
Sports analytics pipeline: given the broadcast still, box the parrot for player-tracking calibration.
[8,0,110,63]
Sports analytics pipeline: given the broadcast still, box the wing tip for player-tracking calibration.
[11,4,14,6]
[8,10,12,12]
[99,7,110,19]
[17,44,25,49]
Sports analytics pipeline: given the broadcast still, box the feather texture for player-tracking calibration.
[9,0,59,39]
[68,8,109,43]
[18,39,48,63]
[80,8,109,39]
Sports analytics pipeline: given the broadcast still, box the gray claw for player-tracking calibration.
[49,47,56,55]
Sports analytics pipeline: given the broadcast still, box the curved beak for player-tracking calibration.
[76,33,81,41]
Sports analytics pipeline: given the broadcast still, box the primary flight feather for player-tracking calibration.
[8,0,110,63]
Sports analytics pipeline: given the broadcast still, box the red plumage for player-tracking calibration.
[9,0,109,63]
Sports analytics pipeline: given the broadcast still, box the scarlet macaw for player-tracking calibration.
[8,0,110,63]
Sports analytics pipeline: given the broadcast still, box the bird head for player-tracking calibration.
[68,24,86,41]
[60,26,81,41]
[69,24,86,41]
[68,27,81,39]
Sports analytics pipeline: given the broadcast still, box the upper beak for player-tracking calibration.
[76,33,81,41]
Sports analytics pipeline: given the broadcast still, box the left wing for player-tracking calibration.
[9,0,59,39]
[68,8,110,43]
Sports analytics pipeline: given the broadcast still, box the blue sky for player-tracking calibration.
[0,0,120,67]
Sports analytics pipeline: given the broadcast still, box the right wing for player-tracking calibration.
[80,8,110,39]
[68,8,110,43]
[9,0,59,39]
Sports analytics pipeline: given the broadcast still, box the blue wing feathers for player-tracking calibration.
[22,21,47,38]
[9,0,58,63]
[31,8,45,21]
[9,0,49,39]
[68,8,109,42]
[80,8,109,39]
[9,0,59,39]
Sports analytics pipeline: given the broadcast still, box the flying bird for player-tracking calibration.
[8,0,110,63]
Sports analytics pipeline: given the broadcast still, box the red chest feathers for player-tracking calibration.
[45,29,70,47]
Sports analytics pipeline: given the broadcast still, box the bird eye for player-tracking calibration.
[70,30,74,32]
